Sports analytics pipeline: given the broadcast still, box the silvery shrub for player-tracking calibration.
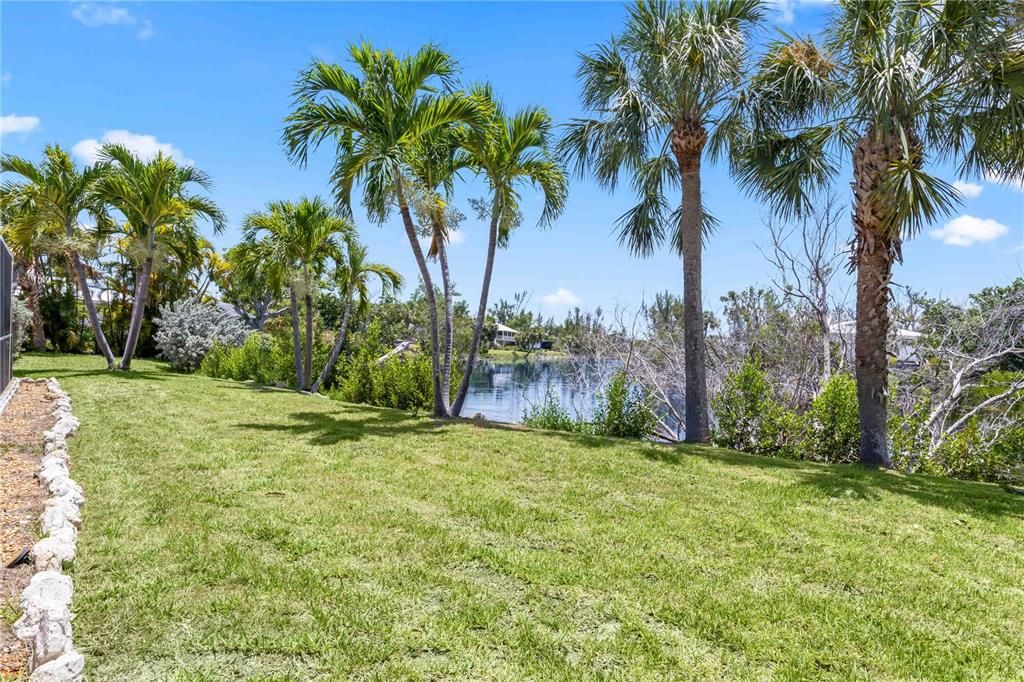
[155,299,249,372]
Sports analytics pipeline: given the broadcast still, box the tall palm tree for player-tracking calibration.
[312,234,403,393]
[559,0,763,442]
[93,144,224,369]
[283,41,486,417]
[734,0,1024,467]
[243,197,353,391]
[408,126,472,403]
[0,145,118,366]
[451,88,567,416]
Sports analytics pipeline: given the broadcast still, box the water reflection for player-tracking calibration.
[460,356,619,424]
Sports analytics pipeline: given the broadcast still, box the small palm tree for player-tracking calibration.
[451,87,567,416]
[559,0,763,442]
[0,145,118,366]
[94,144,224,369]
[283,42,486,417]
[312,234,403,393]
[243,197,353,391]
[735,0,1024,467]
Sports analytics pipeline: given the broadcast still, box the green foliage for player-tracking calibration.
[522,387,579,433]
[590,370,658,439]
[712,357,800,459]
[12,297,32,358]
[40,286,94,354]
[332,320,450,412]
[804,373,860,463]
[201,331,332,389]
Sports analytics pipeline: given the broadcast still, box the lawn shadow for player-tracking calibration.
[677,446,1024,520]
[459,417,629,450]
[14,365,171,382]
[236,407,447,446]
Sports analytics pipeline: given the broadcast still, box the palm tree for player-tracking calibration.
[243,197,353,391]
[407,126,472,404]
[312,234,403,393]
[559,0,763,442]
[93,144,224,369]
[0,145,118,366]
[283,42,486,417]
[734,0,1024,467]
[451,88,567,416]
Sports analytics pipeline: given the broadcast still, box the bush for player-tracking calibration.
[155,299,248,372]
[12,297,32,359]
[331,320,447,411]
[804,373,860,463]
[712,357,800,458]
[523,386,580,433]
[590,370,658,439]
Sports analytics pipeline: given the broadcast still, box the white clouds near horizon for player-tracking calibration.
[541,287,581,307]
[929,215,1008,247]
[72,130,192,165]
[0,114,40,136]
[71,3,153,40]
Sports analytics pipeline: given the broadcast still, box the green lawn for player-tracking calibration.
[13,354,1024,681]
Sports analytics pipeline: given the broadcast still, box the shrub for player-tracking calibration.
[590,370,658,439]
[804,373,860,463]
[712,357,800,458]
[332,320,447,411]
[523,386,579,433]
[12,298,32,359]
[155,299,248,372]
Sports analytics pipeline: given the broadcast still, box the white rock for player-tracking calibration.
[30,533,76,571]
[13,572,73,640]
[38,462,70,488]
[28,650,84,681]
[42,499,82,530]
[47,477,83,501]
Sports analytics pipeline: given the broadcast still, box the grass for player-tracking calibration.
[14,353,1024,681]
[481,348,568,362]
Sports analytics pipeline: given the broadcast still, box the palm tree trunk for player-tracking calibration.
[851,133,899,468]
[18,259,46,350]
[452,197,500,417]
[435,219,455,403]
[312,288,354,393]
[304,291,314,391]
[289,287,305,390]
[672,123,710,443]
[62,219,115,367]
[394,176,449,417]
[119,254,154,370]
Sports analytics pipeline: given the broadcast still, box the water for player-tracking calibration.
[460,357,618,424]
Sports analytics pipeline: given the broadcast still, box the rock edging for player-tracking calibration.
[12,378,85,681]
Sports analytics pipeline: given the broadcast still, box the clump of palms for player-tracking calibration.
[283,42,486,417]
[313,234,403,393]
[560,0,763,442]
[734,0,1024,466]
[451,86,567,416]
[0,145,118,366]
[242,197,353,391]
[94,144,224,370]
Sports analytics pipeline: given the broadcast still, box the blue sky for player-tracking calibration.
[2,1,1022,320]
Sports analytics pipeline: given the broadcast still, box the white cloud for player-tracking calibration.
[447,230,464,246]
[952,180,983,199]
[0,114,40,135]
[985,171,1024,192]
[71,3,153,41]
[929,215,1008,247]
[541,287,580,307]
[1,72,11,85]
[767,0,834,24]
[136,19,154,41]
[71,3,135,27]
[72,130,192,165]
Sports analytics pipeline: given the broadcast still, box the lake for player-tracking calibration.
[460,356,619,424]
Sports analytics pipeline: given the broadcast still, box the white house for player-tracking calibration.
[494,323,519,347]
[829,320,922,368]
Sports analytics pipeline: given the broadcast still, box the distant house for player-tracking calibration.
[829,320,923,369]
[494,323,519,347]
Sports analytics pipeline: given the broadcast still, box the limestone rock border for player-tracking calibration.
[12,378,85,681]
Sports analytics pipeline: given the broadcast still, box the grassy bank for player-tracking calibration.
[13,353,1024,680]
